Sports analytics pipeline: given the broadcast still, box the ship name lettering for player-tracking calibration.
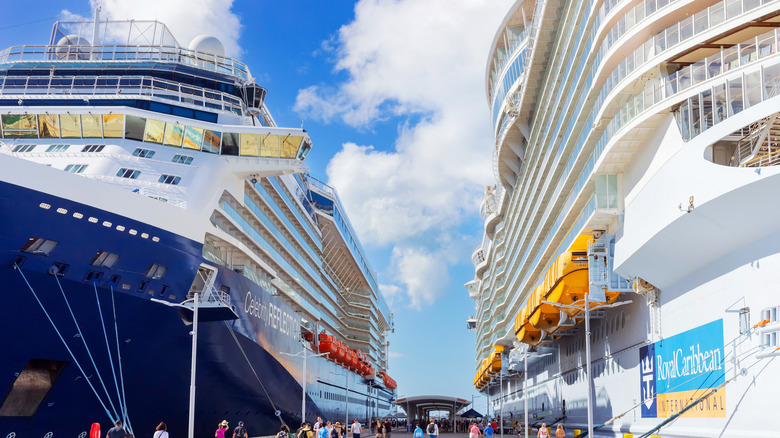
[656,344,722,381]
[244,291,298,338]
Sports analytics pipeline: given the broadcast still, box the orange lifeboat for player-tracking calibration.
[383,373,397,390]
[331,340,347,362]
[318,333,337,355]
[347,349,360,370]
[515,293,546,347]
[303,332,314,342]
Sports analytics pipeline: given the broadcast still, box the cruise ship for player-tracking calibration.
[0,15,395,438]
[469,0,780,436]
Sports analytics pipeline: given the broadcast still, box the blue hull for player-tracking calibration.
[0,181,393,438]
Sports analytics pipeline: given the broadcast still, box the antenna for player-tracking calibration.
[91,2,102,60]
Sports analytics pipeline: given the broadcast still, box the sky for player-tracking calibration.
[0,0,513,410]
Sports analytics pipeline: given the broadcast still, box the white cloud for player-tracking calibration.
[298,0,513,308]
[64,0,242,58]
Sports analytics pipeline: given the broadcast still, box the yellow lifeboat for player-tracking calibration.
[488,345,503,374]
[514,296,545,347]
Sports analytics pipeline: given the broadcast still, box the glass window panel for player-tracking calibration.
[725,0,741,19]
[163,123,184,147]
[607,174,618,209]
[745,71,762,107]
[125,115,146,141]
[102,114,123,138]
[2,130,37,138]
[281,135,302,159]
[714,83,727,123]
[144,119,165,144]
[260,134,280,158]
[694,10,708,34]
[202,129,221,154]
[81,114,102,138]
[710,2,725,25]
[38,114,60,138]
[60,114,81,138]
[221,132,239,156]
[701,90,713,130]
[2,114,37,131]
[764,63,780,99]
[595,175,607,209]
[728,78,743,116]
[239,133,259,156]
[680,17,693,41]
[679,99,690,141]
[690,94,701,137]
[183,126,204,150]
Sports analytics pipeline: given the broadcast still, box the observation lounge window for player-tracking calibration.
[125,115,146,141]
[261,134,279,157]
[202,129,221,154]
[116,168,140,179]
[2,114,37,138]
[595,174,619,209]
[163,123,184,147]
[38,114,60,138]
[102,114,124,138]
[60,114,81,138]
[183,126,204,150]
[281,135,303,159]
[222,132,239,156]
[81,114,102,138]
[240,133,259,157]
[144,119,165,144]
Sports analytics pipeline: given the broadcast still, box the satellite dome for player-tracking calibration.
[189,35,225,57]
[55,34,91,60]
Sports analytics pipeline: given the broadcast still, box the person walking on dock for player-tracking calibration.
[216,420,229,438]
[426,420,438,438]
[536,424,548,438]
[384,418,392,438]
[233,420,248,438]
[107,420,129,438]
[554,425,564,438]
[414,424,423,438]
[153,423,169,438]
[298,423,314,438]
[469,422,480,438]
[351,418,362,438]
[484,422,494,438]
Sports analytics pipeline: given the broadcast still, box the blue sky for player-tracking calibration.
[1,0,513,406]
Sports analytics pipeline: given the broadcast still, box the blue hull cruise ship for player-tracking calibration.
[0,15,395,438]
[470,0,780,436]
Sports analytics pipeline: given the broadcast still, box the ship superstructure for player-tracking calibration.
[0,17,394,438]
[469,0,780,436]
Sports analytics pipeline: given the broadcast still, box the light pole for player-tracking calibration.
[499,361,504,438]
[281,346,329,423]
[522,349,551,438]
[151,293,199,438]
[541,297,631,438]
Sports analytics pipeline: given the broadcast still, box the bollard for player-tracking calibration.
[623,434,633,438]
[573,429,581,437]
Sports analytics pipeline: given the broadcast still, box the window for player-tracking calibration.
[595,174,619,209]
[20,237,58,256]
[125,115,146,141]
[90,251,119,268]
[12,144,36,152]
[82,144,105,152]
[132,148,156,158]
[0,359,68,417]
[158,174,181,185]
[145,264,167,280]
[172,154,193,165]
[64,164,87,173]
[116,168,140,179]
[46,144,70,153]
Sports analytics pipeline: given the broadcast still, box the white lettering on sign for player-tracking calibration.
[656,344,723,381]
[245,291,299,338]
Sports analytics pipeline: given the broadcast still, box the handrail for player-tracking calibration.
[0,44,249,80]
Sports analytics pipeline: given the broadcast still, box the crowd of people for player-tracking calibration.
[293,417,395,438]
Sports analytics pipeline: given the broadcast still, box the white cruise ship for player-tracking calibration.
[0,15,395,438]
[469,0,780,436]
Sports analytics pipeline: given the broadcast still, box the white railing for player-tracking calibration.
[0,44,249,79]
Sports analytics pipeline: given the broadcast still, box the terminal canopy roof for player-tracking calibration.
[397,395,470,420]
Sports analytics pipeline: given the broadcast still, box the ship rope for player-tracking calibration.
[13,263,116,423]
[110,284,134,435]
[582,320,772,437]
[223,321,289,429]
[93,281,133,434]
[53,274,121,421]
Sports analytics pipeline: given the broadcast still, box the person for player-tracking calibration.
[332,422,342,438]
[413,424,424,438]
[153,423,168,438]
[491,420,498,432]
[426,419,438,438]
[375,420,384,438]
[318,422,331,438]
[383,418,392,438]
[107,420,129,438]
[537,423,549,438]
[233,420,248,438]
[351,418,362,438]
[469,422,480,438]
[278,425,291,438]
[298,423,314,438]
[484,422,494,438]
[314,417,323,434]
[216,420,229,438]
[554,425,564,438]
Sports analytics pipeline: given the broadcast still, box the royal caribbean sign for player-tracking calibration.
[640,319,726,418]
